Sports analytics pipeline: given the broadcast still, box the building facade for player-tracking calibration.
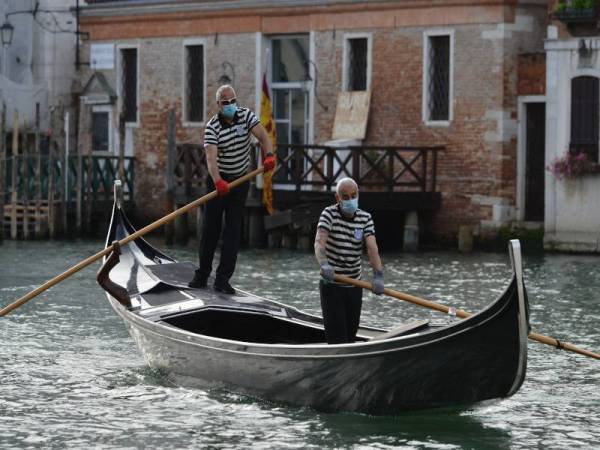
[544,0,600,252]
[78,0,550,245]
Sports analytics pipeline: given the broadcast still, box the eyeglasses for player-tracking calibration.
[218,98,237,106]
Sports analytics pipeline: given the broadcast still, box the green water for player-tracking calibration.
[1,240,598,449]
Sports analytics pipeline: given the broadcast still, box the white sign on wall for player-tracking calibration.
[91,43,115,70]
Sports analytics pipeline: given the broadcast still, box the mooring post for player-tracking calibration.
[165,109,176,246]
[0,103,6,242]
[403,211,419,252]
[76,120,83,236]
[22,127,29,240]
[62,111,69,236]
[35,103,42,238]
[48,141,56,238]
[10,111,19,240]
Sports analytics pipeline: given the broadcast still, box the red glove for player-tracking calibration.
[263,153,276,172]
[215,179,230,196]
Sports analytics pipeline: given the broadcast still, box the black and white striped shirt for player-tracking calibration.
[204,107,260,177]
[318,204,375,282]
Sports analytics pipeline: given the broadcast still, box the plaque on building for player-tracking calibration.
[91,43,115,70]
[331,91,371,140]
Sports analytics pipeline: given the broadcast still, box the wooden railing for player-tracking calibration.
[273,144,443,192]
[168,143,442,199]
[2,155,135,203]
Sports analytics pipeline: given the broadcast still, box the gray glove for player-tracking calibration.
[320,261,335,281]
[372,270,384,295]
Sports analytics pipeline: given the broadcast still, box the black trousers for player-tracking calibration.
[319,281,363,344]
[197,174,249,285]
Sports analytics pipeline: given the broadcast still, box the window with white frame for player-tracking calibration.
[423,31,453,124]
[91,105,113,154]
[184,43,205,123]
[119,47,138,123]
[343,34,371,91]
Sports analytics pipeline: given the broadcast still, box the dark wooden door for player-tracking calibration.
[525,103,545,222]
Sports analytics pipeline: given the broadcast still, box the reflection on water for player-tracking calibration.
[1,240,598,449]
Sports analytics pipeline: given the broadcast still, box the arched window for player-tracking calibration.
[571,76,599,162]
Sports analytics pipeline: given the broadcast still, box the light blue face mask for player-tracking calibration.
[222,104,237,119]
[340,197,358,215]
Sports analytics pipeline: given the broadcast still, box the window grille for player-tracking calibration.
[348,38,367,91]
[428,35,450,121]
[571,76,599,162]
[121,48,137,123]
[92,112,109,152]
[186,45,204,122]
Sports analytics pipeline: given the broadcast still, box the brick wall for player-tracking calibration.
[78,1,549,241]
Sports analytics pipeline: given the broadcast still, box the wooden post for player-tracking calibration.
[85,152,93,234]
[76,121,83,236]
[165,109,175,245]
[118,114,125,181]
[62,112,69,235]
[48,141,56,238]
[22,127,30,239]
[0,103,5,242]
[10,111,18,239]
[35,103,42,237]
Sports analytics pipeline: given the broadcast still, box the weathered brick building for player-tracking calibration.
[77,0,550,245]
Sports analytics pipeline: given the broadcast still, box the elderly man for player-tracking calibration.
[189,85,275,294]
[314,177,384,344]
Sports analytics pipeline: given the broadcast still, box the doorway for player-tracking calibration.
[524,102,546,222]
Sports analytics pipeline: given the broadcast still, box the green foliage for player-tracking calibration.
[569,0,596,10]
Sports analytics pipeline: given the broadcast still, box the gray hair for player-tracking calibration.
[335,177,358,195]
[216,85,236,102]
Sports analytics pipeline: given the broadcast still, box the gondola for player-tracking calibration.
[99,182,530,415]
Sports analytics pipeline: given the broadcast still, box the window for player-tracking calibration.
[272,35,309,83]
[184,43,205,123]
[570,76,599,162]
[120,47,138,123]
[423,32,453,124]
[344,36,370,91]
[92,112,109,152]
[91,106,113,154]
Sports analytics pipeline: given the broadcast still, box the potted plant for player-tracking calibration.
[547,149,598,180]
[552,0,598,23]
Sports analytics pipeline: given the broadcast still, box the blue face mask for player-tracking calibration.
[340,197,358,215]
[222,104,237,119]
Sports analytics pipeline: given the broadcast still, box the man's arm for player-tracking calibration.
[250,123,273,158]
[205,144,221,183]
[365,235,383,272]
[314,228,329,265]
[315,227,335,281]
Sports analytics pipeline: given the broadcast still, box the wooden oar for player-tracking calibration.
[0,168,264,317]
[334,274,600,360]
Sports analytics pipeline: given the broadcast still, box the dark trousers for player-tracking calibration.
[197,175,249,285]
[319,281,363,344]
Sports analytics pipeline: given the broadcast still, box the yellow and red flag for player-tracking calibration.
[260,73,277,215]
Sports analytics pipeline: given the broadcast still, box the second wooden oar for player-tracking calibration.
[334,274,600,361]
[0,167,264,317]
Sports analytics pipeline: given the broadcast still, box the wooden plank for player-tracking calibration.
[331,91,371,140]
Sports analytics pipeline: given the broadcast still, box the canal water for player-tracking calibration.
[1,239,598,449]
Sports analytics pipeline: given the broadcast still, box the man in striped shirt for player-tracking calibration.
[314,177,384,344]
[189,85,275,294]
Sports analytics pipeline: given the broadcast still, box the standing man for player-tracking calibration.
[314,178,384,344]
[189,85,275,294]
